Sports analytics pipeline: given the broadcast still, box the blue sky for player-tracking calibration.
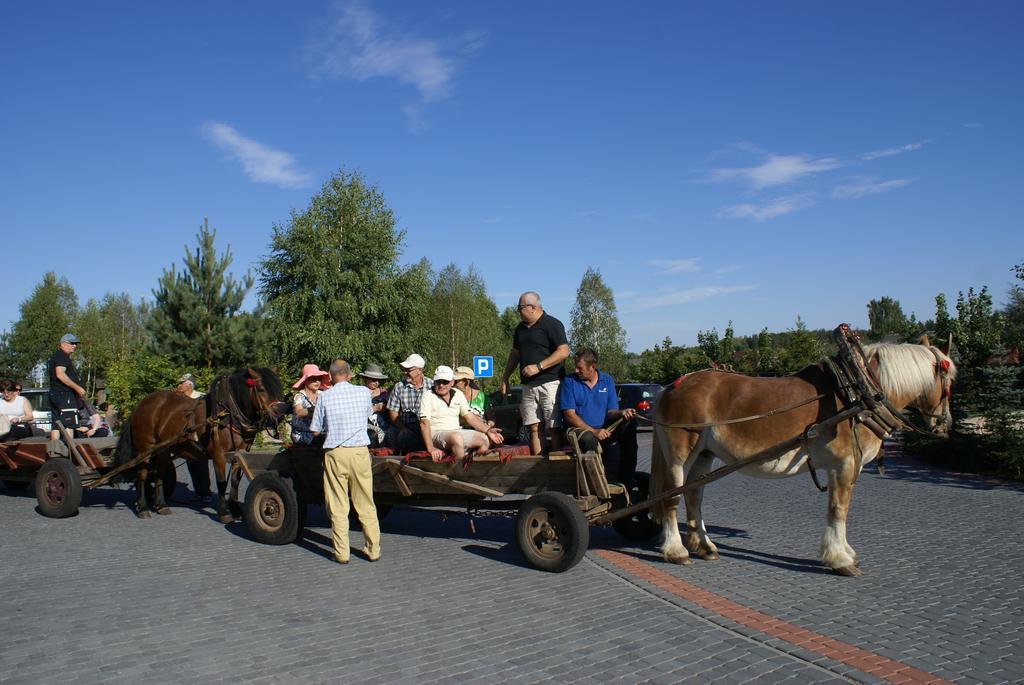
[2,2,1021,351]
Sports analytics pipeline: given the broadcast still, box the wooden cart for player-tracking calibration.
[236,442,658,573]
[0,423,175,518]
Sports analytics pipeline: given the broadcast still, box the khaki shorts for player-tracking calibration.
[520,380,561,428]
[431,429,484,450]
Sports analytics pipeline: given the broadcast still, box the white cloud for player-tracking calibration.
[861,139,931,161]
[649,258,701,275]
[630,285,758,311]
[963,123,985,129]
[201,122,311,188]
[305,1,476,102]
[832,177,912,200]
[718,194,814,222]
[710,154,841,189]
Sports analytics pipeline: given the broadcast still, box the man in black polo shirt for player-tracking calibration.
[500,291,570,454]
[48,333,86,439]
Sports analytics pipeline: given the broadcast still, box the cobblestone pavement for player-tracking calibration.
[1,436,1021,684]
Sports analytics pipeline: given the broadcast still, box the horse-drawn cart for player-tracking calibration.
[0,422,177,518]
[236,441,659,573]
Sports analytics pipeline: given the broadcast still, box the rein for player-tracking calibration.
[636,391,829,430]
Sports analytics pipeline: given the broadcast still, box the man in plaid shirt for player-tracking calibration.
[386,353,434,453]
[311,359,381,564]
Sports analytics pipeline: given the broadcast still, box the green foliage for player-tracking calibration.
[1003,284,1024,352]
[105,349,181,411]
[420,263,505,375]
[755,327,780,373]
[74,293,149,395]
[867,296,910,341]
[568,267,628,378]
[934,293,952,342]
[696,321,736,367]
[149,218,254,369]
[948,286,1002,369]
[258,169,432,378]
[779,316,825,372]
[0,272,78,382]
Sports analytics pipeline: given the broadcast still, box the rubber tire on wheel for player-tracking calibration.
[515,491,589,572]
[3,479,32,491]
[244,472,302,545]
[35,458,82,518]
[612,472,660,541]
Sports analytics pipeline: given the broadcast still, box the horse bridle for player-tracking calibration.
[908,349,953,432]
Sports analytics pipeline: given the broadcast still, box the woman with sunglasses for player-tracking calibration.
[1,380,34,441]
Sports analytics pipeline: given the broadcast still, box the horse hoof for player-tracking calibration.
[218,513,234,524]
[700,552,719,561]
[833,564,863,577]
[664,553,692,566]
[156,507,173,516]
[136,510,151,519]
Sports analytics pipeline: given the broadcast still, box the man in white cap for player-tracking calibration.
[419,366,504,463]
[174,373,209,501]
[386,353,433,453]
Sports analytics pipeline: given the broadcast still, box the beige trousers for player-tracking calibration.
[323,445,381,562]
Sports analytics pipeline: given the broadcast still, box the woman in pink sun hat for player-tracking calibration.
[291,363,331,445]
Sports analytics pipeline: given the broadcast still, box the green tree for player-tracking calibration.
[74,293,150,395]
[755,327,779,373]
[149,218,254,369]
[0,272,78,382]
[867,296,909,340]
[258,169,431,377]
[949,286,1002,369]
[421,263,504,371]
[1003,262,1024,352]
[934,293,952,342]
[696,327,720,366]
[568,267,628,378]
[779,315,824,372]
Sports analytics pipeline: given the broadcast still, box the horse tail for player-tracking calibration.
[113,416,134,467]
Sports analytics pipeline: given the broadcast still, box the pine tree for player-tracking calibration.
[568,267,628,378]
[781,315,824,372]
[149,218,254,369]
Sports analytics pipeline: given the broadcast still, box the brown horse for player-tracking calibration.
[114,367,287,522]
[650,336,955,576]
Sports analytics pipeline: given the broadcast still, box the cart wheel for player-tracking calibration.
[612,472,660,541]
[3,479,32,491]
[35,458,82,518]
[515,491,589,572]
[244,472,302,545]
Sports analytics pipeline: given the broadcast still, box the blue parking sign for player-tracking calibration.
[473,356,494,378]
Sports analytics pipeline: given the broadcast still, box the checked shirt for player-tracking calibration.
[386,378,434,430]
[310,381,373,449]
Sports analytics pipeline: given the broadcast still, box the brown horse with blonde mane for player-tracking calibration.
[114,367,287,522]
[650,335,955,576]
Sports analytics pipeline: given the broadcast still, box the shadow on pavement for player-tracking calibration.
[873,455,1024,492]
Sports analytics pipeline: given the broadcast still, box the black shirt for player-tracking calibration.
[48,349,81,398]
[513,312,568,386]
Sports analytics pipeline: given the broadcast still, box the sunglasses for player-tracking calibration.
[516,304,536,311]
[434,379,452,385]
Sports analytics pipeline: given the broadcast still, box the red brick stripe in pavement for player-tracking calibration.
[594,549,953,685]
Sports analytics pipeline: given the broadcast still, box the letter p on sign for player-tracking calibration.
[473,356,493,378]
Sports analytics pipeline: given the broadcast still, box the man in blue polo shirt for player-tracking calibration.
[559,348,638,488]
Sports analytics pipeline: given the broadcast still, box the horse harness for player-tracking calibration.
[209,373,274,449]
[638,324,952,493]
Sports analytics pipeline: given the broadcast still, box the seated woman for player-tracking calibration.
[419,366,503,463]
[74,400,111,438]
[359,363,391,447]
[1,380,34,441]
[291,363,330,446]
[452,366,491,424]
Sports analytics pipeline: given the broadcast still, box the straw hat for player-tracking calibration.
[453,366,475,381]
[359,363,388,380]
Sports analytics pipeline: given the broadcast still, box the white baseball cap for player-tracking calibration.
[399,353,426,370]
[432,365,454,382]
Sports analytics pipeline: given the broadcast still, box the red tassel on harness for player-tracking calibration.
[246,378,255,387]
[940,359,950,372]
[672,374,687,389]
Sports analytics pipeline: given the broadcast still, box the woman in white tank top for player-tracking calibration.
[1,379,34,441]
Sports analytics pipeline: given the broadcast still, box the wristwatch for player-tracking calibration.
[537,361,544,371]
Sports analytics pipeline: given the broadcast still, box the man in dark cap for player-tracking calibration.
[48,333,86,440]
